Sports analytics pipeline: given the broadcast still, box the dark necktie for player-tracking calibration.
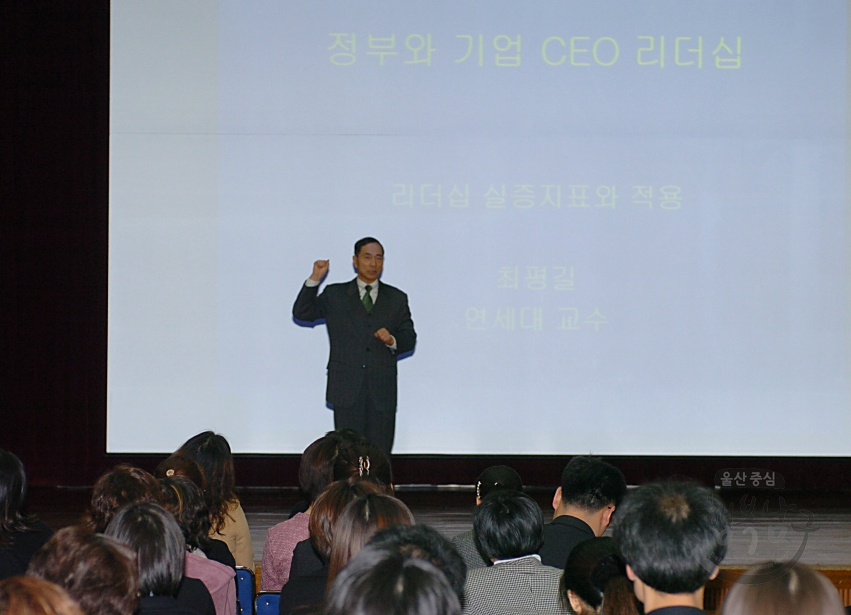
[363,285,374,313]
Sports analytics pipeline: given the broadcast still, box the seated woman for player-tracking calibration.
[160,476,236,615]
[279,481,381,615]
[177,432,254,569]
[283,493,415,615]
[27,526,139,615]
[560,537,638,615]
[261,431,360,591]
[85,465,162,533]
[0,450,53,581]
[720,562,844,615]
[105,502,215,615]
[155,455,234,568]
[0,575,85,615]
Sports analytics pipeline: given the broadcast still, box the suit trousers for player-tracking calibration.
[333,374,395,456]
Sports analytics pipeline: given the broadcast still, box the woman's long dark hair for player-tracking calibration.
[176,431,237,534]
[0,450,36,547]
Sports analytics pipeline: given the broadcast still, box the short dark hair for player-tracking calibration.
[354,237,384,257]
[87,465,163,532]
[324,546,461,615]
[159,476,211,552]
[367,524,467,607]
[105,502,185,596]
[0,449,37,546]
[475,465,523,501]
[720,562,845,615]
[613,481,730,594]
[28,526,139,615]
[176,431,237,534]
[473,491,543,562]
[560,456,627,512]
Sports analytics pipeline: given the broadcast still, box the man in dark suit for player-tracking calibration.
[539,456,627,569]
[613,481,729,615]
[293,237,416,455]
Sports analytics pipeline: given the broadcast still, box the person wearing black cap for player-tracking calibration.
[450,465,522,571]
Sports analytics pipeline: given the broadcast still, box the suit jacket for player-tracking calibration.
[539,515,595,570]
[463,556,570,615]
[293,279,416,410]
[451,530,488,571]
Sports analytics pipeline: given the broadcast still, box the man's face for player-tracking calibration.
[353,242,384,284]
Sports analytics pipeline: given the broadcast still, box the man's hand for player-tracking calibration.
[374,328,395,346]
[309,260,329,282]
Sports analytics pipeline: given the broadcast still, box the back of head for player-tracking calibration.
[560,457,627,512]
[613,480,730,594]
[323,546,461,615]
[298,433,345,503]
[159,476,211,552]
[87,465,162,533]
[154,454,207,492]
[332,443,393,493]
[0,450,33,545]
[104,502,185,597]
[27,526,138,615]
[473,490,544,563]
[308,480,381,564]
[561,537,638,615]
[327,493,415,582]
[176,431,236,533]
[475,466,522,502]
[0,577,85,615]
[367,524,467,607]
[720,562,845,615]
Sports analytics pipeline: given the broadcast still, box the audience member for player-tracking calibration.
[323,547,461,615]
[177,432,254,569]
[0,576,84,615]
[560,537,639,615]
[332,442,393,494]
[451,465,522,572]
[160,478,236,615]
[160,476,235,568]
[720,562,844,615]
[261,431,347,591]
[539,456,626,570]
[105,502,215,615]
[326,493,415,584]
[155,454,208,492]
[280,481,381,615]
[0,451,53,581]
[464,490,569,615]
[613,481,729,615]
[28,526,138,615]
[85,465,162,533]
[368,524,467,607]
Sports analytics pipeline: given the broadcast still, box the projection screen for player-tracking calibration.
[107,1,850,455]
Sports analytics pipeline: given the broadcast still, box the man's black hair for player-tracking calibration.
[473,490,544,562]
[325,546,461,615]
[612,481,729,594]
[367,524,467,606]
[354,237,384,256]
[560,456,627,512]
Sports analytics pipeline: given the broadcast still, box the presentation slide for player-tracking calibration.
[108,1,849,455]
